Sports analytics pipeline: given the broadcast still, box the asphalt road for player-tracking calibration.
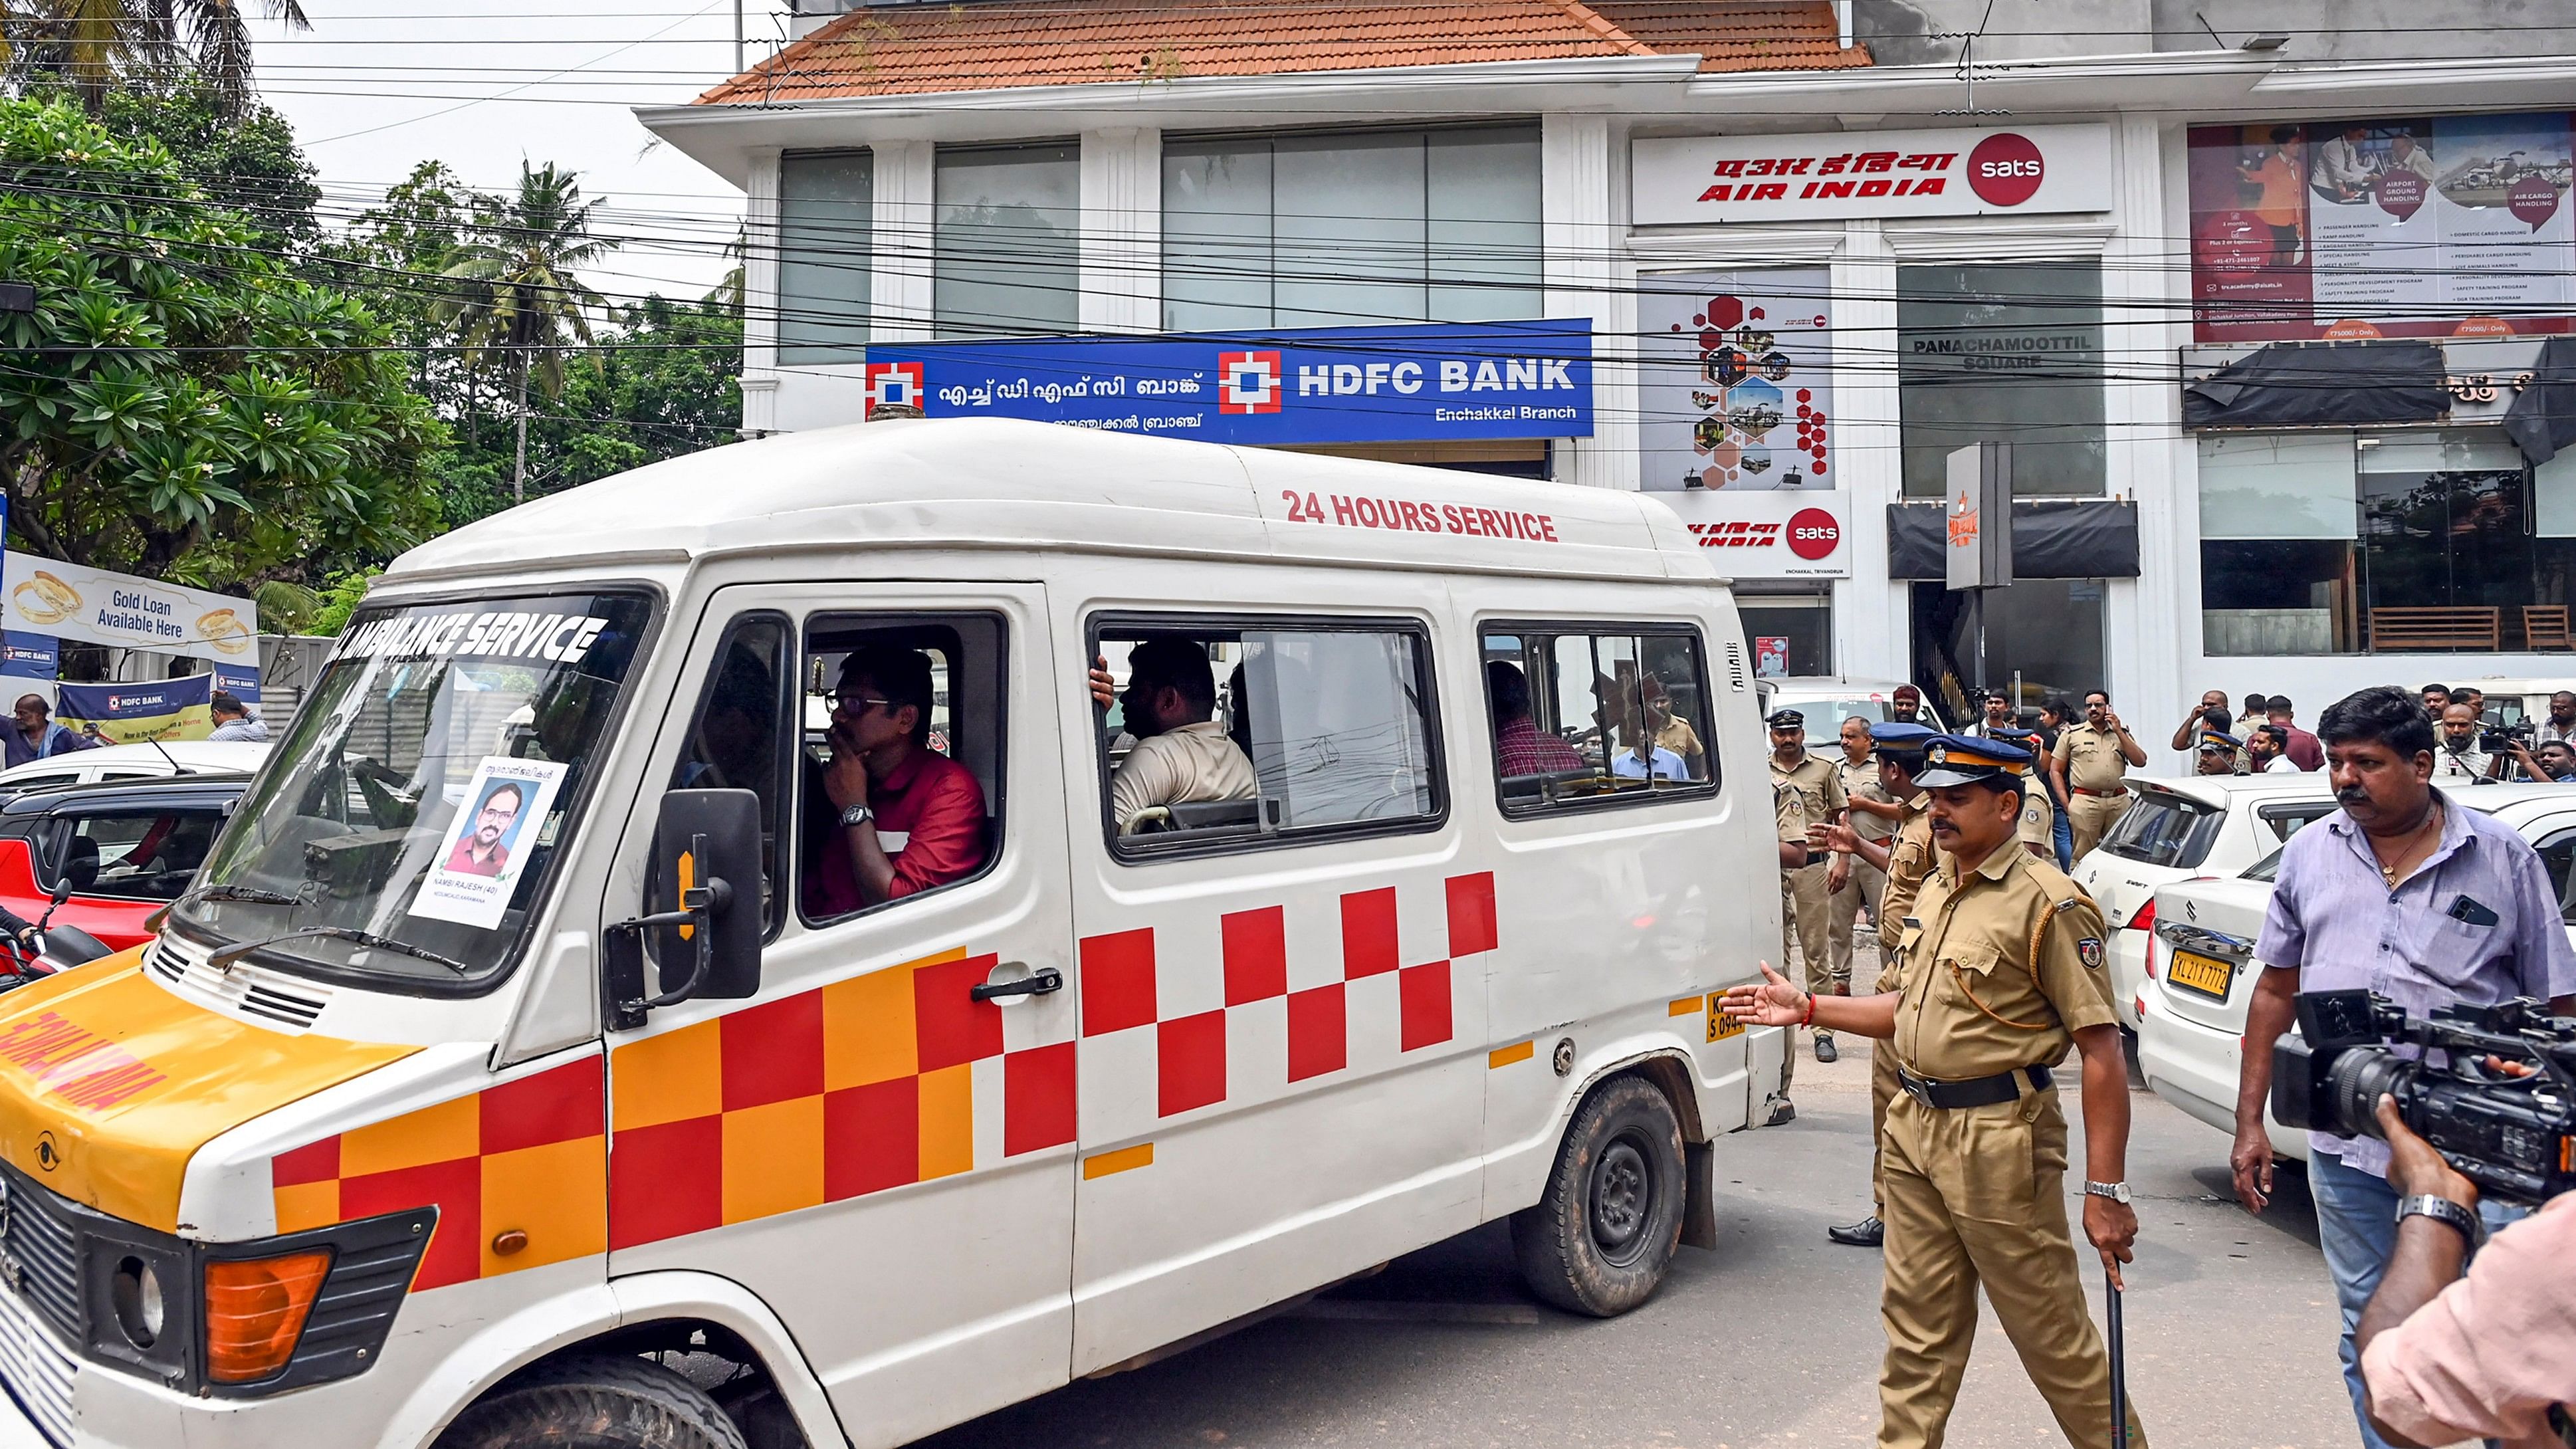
[918,1017,2363,1448]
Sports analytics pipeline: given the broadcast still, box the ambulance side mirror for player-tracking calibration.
[603,788,763,1030]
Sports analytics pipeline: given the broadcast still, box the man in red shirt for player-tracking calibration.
[445,782,522,877]
[804,646,988,918]
[1487,661,1586,776]
[2264,695,2325,772]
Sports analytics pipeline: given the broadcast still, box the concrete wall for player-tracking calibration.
[1858,0,2576,64]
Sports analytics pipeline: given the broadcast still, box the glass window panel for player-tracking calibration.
[1244,629,1437,828]
[1426,128,1543,323]
[2537,451,2576,538]
[2358,430,2529,474]
[1483,626,1717,813]
[1737,599,1832,677]
[1273,132,1428,328]
[1909,580,2104,709]
[934,144,1080,338]
[2199,434,2356,540]
[1897,264,2106,498]
[671,615,790,935]
[2202,540,2357,655]
[1161,141,1274,333]
[778,150,873,365]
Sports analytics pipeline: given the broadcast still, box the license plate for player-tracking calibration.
[1706,998,1745,1043]
[2166,949,2234,1002]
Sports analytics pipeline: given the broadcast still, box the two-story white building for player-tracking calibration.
[643,0,2576,739]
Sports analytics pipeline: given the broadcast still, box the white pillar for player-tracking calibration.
[1543,113,1634,489]
[2105,114,2187,728]
[871,140,936,341]
[1833,219,1906,682]
[1081,128,1162,333]
[740,148,780,436]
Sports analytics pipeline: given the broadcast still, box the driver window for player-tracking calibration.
[47,810,219,901]
[671,613,792,935]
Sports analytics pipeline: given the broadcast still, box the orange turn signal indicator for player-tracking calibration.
[204,1250,332,1383]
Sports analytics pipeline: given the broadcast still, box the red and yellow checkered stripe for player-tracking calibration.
[604,946,1075,1250]
[268,1056,605,1291]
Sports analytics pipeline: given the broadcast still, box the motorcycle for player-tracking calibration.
[0,857,116,989]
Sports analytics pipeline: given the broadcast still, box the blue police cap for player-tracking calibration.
[1870,721,1937,750]
[1913,732,2035,790]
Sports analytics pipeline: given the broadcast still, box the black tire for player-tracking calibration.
[436,1354,752,1449]
[1511,1073,1687,1317]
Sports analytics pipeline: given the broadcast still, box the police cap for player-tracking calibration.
[1913,733,2035,790]
[1869,721,1937,752]
[1765,708,1806,729]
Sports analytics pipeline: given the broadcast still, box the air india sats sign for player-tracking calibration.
[1651,491,1850,580]
[1632,125,2114,227]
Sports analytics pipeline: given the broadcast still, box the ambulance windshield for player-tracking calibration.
[173,591,654,989]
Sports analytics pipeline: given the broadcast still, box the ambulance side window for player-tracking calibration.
[1481,624,1718,815]
[796,614,1006,925]
[670,612,794,937]
[1093,615,1445,859]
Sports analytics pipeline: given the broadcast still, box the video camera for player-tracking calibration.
[2480,717,2533,754]
[2272,990,2575,1206]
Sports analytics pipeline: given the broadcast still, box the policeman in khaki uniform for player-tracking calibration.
[1994,726,2056,860]
[1769,709,1847,1088]
[1826,716,1895,1014]
[1808,720,1935,1250]
[2052,689,2148,861]
[1729,734,2146,1448]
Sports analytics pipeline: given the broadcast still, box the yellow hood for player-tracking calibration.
[0,950,414,1232]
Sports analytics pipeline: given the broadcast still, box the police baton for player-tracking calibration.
[2105,1266,2129,1449]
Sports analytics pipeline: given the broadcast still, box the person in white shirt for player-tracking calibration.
[2311,126,2379,202]
[1089,635,1257,831]
[2383,132,2436,183]
[2247,724,2301,774]
[205,691,270,742]
[2430,703,2496,782]
[2533,691,2576,746]
[1610,741,1689,782]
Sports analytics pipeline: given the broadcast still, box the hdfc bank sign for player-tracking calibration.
[1653,492,1850,580]
[1632,124,2112,228]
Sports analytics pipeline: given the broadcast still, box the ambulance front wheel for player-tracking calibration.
[437,1353,752,1449]
[1511,1073,1685,1317]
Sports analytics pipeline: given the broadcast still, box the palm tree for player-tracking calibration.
[3,0,306,113]
[436,162,609,504]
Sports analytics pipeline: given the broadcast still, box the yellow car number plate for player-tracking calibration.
[1706,998,1745,1043]
[2166,949,2234,1002]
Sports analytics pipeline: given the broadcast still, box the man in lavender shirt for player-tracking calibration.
[2232,685,2576,1449]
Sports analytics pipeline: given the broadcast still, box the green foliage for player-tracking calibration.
[308,568,375,636]
[0,98,442,582]
[99,76,320,251]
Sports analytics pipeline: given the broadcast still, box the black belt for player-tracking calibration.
[1897,1063,2052,1109]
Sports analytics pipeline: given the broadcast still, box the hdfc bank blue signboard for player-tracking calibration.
[860,319,1592,445]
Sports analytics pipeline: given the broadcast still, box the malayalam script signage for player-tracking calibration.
[0,552,255,658]
[1639,270,1836,493]
[1652,491,1851,580]
[2188,111,2576,341]
[1632,125,2113,228]
[860,320,1594,445]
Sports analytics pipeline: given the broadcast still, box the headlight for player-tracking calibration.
[110,1256,164,1349]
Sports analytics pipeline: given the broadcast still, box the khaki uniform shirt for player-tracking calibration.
[1654,715,1706,778]
[2017,780,2054,848]
[1771,751,1846,850]
[2052,722,2135,792]
[1892,846,2117,1081]
[1837,752,1895,843]
[1110,721,1258,829]
[1876,794,1936,958]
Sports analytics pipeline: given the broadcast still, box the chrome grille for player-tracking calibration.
[146,935,329,1030]
[0,1260,76,1447]
[0,1177,78,1342]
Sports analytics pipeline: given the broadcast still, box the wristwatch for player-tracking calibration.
[2083,1180,2132,1205]
[839,804,875,830]
[2395,1193,2482,1248]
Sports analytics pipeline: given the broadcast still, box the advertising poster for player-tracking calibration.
[1638,270,1834,492]
[861,319,1593,445]
[1753,637,1790,678]
[55,674,213,743]
[2189,111,2576,341]
[0,633,56,683]
[211,661,261,705]
[409,757,567,930]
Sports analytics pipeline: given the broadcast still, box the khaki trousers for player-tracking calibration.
[1868,962,1901,1212]
[1779,861,1832,1084]
[1825,853,1887,994]
[2066,791,2133,862]
[1877,1088,2147,1449]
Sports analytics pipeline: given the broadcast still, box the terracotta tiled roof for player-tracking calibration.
[697,0,1866,104]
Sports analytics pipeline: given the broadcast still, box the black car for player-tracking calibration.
[0,772,253,954]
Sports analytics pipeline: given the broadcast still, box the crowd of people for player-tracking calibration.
[1750,681,2576,1449]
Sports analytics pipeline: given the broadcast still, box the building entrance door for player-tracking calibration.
[1909,580,2107,722]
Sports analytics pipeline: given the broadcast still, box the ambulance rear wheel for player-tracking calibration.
[437,1353,751,1449]
[1511,1074,1685,1317]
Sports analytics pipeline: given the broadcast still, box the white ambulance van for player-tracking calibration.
[0,419,1782,1449]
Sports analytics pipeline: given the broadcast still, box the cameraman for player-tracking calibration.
[2500,736,2576,784]
[2231,686,2576,1449]
[2431,703,2502,781]
[2356,1095,2576,1449]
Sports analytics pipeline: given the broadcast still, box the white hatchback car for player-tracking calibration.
[1764,677,1947,748]
[2071,774,2343,1031]
[0,738,269,798]
[2136,782,2576,1164]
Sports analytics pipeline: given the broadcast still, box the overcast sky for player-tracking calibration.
[253,0,790,299]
